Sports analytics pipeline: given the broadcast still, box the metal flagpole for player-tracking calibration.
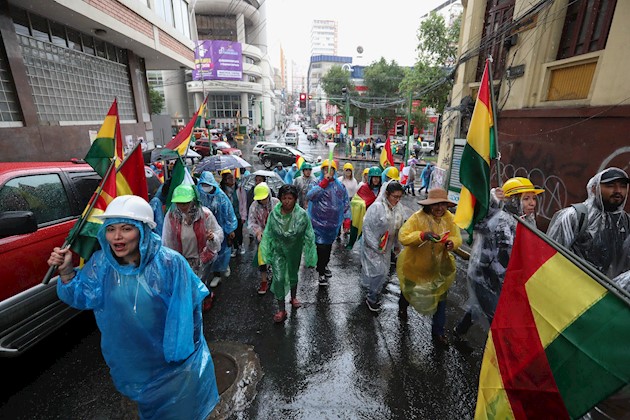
[486,56,502,186]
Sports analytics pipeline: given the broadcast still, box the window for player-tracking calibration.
[66,172,101,208]
[476,0,515,81]
[557,0,617,60]
[0,41,21,123]
[0,174,72,225]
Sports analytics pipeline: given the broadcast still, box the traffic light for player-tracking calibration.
[299,93,306,109]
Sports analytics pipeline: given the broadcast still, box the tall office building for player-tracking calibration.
[310,20,338,56]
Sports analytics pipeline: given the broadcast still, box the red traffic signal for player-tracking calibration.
[299,93,306,109]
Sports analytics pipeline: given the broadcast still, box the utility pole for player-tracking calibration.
[342,87,350,155]
[259,99,263,139]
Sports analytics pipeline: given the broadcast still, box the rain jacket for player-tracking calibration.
[464,195,526,327]
[148,184,166,236]
[347,181,381,248]
[307,172,349,244]
[220,181,247,222]
[248,197,281,239]
[360,192,405,295]
[197,172,238,273]
[57,218,219,420]
[260,202,317,299]
[162,203,223,279]
[284,165,298,185]
[396,209,462,315]
[273,166,287,180]
[293,174,317,209]
[420,164,433,189]
[547,169,630,278]
[338,174,359,199]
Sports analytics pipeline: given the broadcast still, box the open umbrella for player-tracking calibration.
[195,154,251,173]
[241,170,285,193]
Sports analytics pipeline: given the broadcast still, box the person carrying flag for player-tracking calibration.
[196,171,238,287]
[248,182,280,295]
[338,163,359,235]
[361,181,405,312]
[47,195,220,419]
[306,159,349,286]
[347,166,382,249]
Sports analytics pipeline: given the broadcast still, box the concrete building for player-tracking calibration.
[441,0,630,225]
[306,55,352,125]
[0,0,194,161]
[160,0,279,135]
[420,0,463,26]
[311,20,338,56]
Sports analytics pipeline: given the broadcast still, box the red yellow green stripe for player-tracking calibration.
[165,98,207,156]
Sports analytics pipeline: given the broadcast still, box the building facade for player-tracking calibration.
[160,0,279,135]
[0,0,194,162]
[311,20,338,57]
[441,0,629,225]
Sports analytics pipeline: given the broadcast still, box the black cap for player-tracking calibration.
[600,168,630,184]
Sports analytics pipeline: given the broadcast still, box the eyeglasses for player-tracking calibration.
[389,194,403,200]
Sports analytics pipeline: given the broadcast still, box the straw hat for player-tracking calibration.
[417,188,456,207]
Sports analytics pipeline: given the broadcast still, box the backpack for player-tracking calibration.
[549,203,588,246]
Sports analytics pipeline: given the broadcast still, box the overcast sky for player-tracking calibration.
[265,0,451,77]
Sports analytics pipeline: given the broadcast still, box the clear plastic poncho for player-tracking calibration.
[547,169,630,278]
[306,173,349,244]
[359,192,405,294]
[197,172,238,272]
[57,218,219,420]
[260,202,317,299]
[396,209,462,315]
[293,174,317,209]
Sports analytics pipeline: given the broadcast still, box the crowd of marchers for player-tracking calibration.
[47,159,630,418]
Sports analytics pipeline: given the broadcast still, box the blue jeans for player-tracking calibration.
[431,300,447,336]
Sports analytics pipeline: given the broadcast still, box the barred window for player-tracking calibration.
[557,0,617,60]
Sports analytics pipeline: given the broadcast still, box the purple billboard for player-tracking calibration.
[193,40,243,81]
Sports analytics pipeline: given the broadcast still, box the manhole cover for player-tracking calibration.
[212,351,238,395]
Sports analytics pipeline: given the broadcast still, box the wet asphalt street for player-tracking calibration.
[0,133,487,419]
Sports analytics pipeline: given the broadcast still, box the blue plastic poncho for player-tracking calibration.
[148,184,166,236]
[306,172,349,244]
[260,202,317,299]
[57,218,219,420]
[284,164,298,185]
[197,172,238,273]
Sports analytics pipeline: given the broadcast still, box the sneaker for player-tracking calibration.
[273,310,287,323]
[231,248,237,257]
[224,267,231,278]
[290,297,302,309]
[318,275,329,286]
[366,298,381,312]
[324,267,332,278]
[257,280,268,295]
[209,276,221,288]
[239,247,246,255]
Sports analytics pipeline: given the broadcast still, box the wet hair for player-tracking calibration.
[386,181,404,194]
[278,184,298,199]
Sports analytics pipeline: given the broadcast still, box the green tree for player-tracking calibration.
[400,12,461,114]
[321,65,357,126]
[149,86,164,115]
[363,58,406,134]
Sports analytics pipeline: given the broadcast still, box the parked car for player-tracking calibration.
[193,138,217,157]
[252,141,279,154]
[212,140,242,157]
[282,131,299,146]
[258,145,314,169]
[0,162,102,356]
[414,141,435,157]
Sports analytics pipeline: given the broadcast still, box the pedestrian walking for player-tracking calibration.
[197,172,238,287]
[220,169,247,257]
[293,163,317,209]
[453,178,544,340]
[397,188,462,345]
[347,166,383,249]
[273,162,287,180]
[419,162,433,194]
[48,195,219,419]
[361,181,405,311]
[338,163,359,235]
[162,185,224,310]
[547,167,630,278]
[284,163,298,184]
[357,168,369,189]
[404,161,417,196]
[248,182,280,295]
[260,184,317,323]
[306,159,349,285]
[148,178,171,236]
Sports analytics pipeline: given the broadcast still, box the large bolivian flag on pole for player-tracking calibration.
[165,97,207,156]
[475,221,630,419]
[84,99,125,178]
[454,60,497,236]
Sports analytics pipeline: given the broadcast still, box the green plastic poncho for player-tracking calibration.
[260,202,317,299]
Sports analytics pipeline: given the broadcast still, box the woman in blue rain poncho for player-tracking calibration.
[260,184,317,323]
[197,171,238,287]
[47,195,219,420]
[360,181,405,312]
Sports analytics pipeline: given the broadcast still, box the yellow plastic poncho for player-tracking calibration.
[397,209,462,314]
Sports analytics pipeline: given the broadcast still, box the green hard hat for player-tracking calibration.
[301,163,313,170]
[367,166,382,178]
[171,185,196,203]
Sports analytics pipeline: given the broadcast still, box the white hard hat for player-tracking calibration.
[95,195,156,229]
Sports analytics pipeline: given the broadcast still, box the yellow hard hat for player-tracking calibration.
[502,177,545,197]
[253,182,270,200]
[384,166,400,181]
[220,169,232,176]
[321,159,338,171]
[343,162,354,171]
[363,168,369,175]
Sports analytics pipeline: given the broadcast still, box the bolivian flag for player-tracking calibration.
[454,60,497,237]
[115,143,148,200]
[84,99,124,178]
[165,97,207,156]
[475,221,630,419]
[379,137,394,170]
